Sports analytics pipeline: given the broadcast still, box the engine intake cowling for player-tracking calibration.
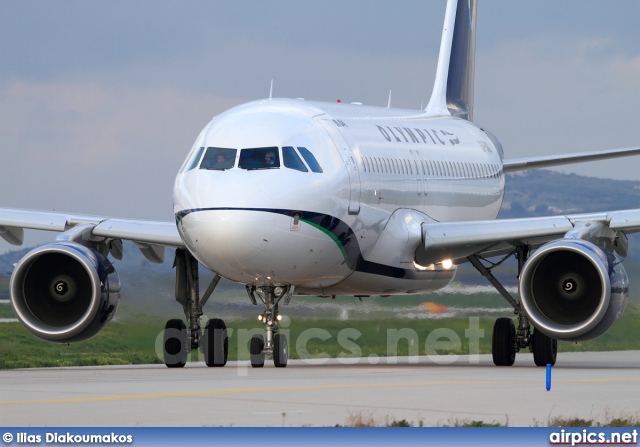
[519,239,628,341]
[10,242,120,343]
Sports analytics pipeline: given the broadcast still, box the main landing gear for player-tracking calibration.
[161,249,293,369]
[246,285,293,368]
[468,246,557,367]
[162,249,228,368]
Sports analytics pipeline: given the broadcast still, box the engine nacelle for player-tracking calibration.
[10,242,120,343]
[520,239,628,341]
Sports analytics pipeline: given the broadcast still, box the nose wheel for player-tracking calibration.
[273,333,288,367]
[247,285,292,368]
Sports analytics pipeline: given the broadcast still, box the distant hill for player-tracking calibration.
[500,170,640,219]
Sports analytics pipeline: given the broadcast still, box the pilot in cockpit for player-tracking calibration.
[264,151,276,166]
[214,154,227,167]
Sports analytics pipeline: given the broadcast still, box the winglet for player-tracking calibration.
[269,79,273,100]
[425,0,477,120]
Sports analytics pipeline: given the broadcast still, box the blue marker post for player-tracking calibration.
[546,364,552,391]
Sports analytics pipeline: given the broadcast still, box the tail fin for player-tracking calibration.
[425,0,477,121]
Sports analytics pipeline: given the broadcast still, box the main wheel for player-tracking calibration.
[273,333,288,368]
[163,318,188,368]
[204,318,228,367]
[250,334,265,368]
[492,317,516,366]
[532,328,557,367]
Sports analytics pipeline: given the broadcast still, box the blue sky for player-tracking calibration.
[2,0,640,252]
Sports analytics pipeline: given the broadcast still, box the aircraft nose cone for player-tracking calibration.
[207,208,275,262]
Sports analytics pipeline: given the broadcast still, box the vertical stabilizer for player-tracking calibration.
[425,0,477,120]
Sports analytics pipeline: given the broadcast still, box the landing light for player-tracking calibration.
[276,314,283,321]
[441,259,453,270]
[258,314,264,322]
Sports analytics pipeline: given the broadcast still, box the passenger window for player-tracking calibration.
[282,146,308,172]
[297,147,323,173]
[239,147,280,169]
[185,147,205,172]
[200,147,237,170]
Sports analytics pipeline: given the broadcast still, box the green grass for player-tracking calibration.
[1,304,639,369]
[0,304,15,319]
[0,315,163,369]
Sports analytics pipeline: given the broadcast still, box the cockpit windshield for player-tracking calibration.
[238,147,280,169]
[297,147,323,173]
[200,147,237,170]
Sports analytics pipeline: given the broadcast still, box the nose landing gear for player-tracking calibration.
[247,285,292,368]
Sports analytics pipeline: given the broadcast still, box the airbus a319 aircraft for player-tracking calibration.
[2,0,640,369]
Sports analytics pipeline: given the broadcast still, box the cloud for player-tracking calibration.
[475,33,640,180]
[0,79,242,218]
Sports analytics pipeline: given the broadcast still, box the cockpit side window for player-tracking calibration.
[185,147,205,172]
[200,147,237,170]
[297,147,323,173]
[282,146,308,172]
[239,147,280,169]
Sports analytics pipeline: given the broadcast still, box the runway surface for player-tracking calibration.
[1,351,639,427]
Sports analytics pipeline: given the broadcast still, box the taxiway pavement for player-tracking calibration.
[1,351,639,427]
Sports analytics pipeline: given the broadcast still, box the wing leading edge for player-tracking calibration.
[0,208,183,264]
[416,209,640,266]
[503,146,640,173]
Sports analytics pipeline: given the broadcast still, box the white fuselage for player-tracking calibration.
[173,99,505,296]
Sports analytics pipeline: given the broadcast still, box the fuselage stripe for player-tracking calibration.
[176,207,414,279]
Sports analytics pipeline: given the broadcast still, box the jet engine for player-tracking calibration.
[519,239,628,341]
[10,242,120,343]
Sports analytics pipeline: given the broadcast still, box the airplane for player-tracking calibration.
[2,0,640,369]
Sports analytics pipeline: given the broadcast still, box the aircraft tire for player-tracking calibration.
[492,317,516,366]
[532,328,557,367]
[273,333,288,368]
[163,318,188,368]
[250,334,265,368]
[204,318,228,367]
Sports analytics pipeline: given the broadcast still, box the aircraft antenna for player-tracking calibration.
[269,79,273,100]
[387,90,392,108]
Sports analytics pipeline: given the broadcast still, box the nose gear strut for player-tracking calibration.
[246,285,293,367]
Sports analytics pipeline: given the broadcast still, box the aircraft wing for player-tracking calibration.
[0,208,183,263]
[503,146,640,172]
[416,209,640,266]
